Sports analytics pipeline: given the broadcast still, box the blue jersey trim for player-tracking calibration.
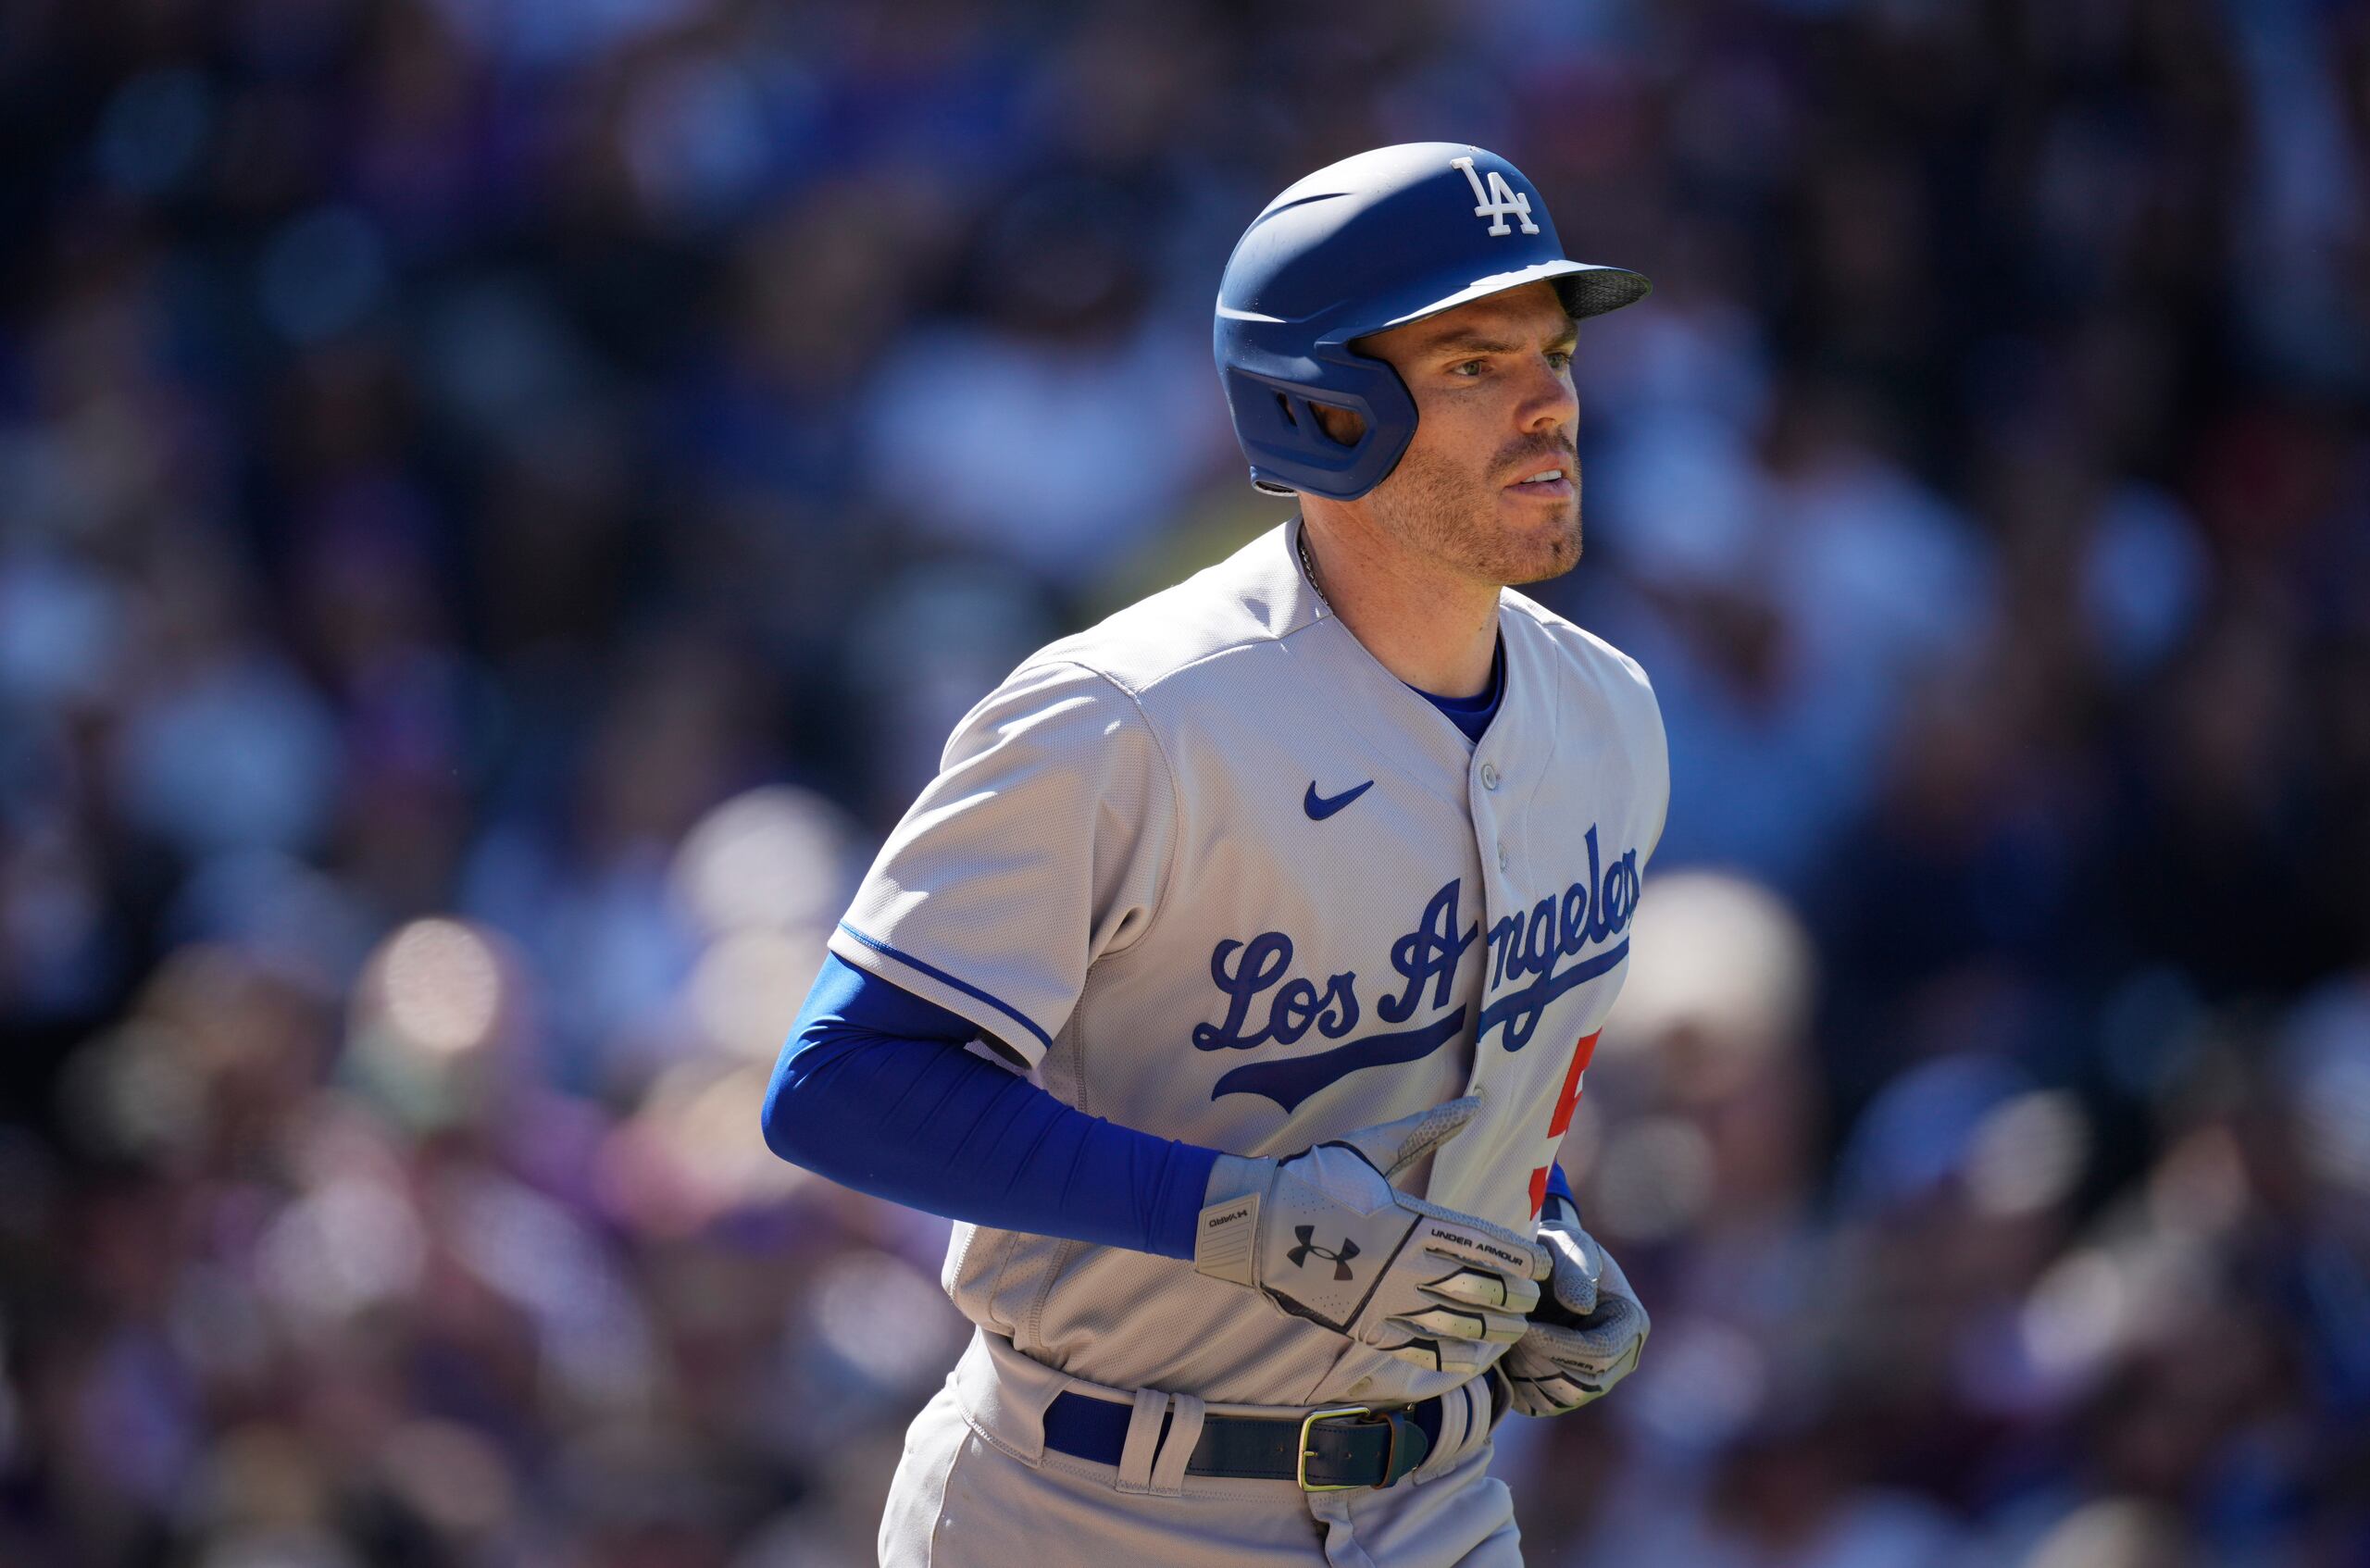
[834,921,1054,1053]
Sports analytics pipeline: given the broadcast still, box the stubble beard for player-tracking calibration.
[1367,441,1583,588]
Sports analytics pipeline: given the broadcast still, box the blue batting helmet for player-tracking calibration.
[1214,143,1650,500]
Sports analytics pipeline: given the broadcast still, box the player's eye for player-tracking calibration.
[1546,350,1574,370]
[1450,359,1486,378]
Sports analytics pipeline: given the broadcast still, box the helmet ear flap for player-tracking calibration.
[1252,390,1321,496]
[1221,350,1417,501]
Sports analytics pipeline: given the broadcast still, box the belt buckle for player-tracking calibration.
[1296,1405,1388,1492]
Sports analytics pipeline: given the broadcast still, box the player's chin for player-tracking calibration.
[1491,498,1583,584]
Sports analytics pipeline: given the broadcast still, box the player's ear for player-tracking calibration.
[1309,401,1366,446]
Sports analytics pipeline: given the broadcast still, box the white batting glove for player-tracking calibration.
[1499,1196,1649,1416]
[1194,1097,1550,1375]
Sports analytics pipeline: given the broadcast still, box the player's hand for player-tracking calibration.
[1498,1197,1648,1415]
[1192,1097,1549,1375]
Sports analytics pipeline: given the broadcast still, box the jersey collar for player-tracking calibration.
[1274,515,1560,815]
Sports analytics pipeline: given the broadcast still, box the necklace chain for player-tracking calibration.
[1296,528,1329,610]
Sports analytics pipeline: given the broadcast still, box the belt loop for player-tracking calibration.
[1450,1374,1488,1459]
[1408,1378,1475,1484]
[1147,1392,1204,1497]
[1114,1387,1170,1494]
[1465,1377,1492,1452]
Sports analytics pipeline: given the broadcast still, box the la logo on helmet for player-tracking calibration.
[1451,156,1540,236]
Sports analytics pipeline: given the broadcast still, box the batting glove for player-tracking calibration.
[1193,1096,1550,1375]
[1498,1193,1648,1415]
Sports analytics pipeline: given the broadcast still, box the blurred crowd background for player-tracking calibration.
[2,0,2366,1564]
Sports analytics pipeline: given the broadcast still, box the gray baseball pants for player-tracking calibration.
[879,1328,1521,1567]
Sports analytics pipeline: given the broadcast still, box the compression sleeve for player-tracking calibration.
[759,954,1219,1259]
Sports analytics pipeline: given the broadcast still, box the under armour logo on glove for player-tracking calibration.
[1193,1099,1548,1375]
[1287,1226,1360,1280]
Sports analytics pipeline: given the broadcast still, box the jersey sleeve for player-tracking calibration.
[828,661,1178,1067]
[1637,665,1671,865]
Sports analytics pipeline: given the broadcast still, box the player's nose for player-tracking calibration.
[1516,353,1578,433]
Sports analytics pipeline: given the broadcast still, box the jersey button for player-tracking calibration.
[1479,762,1500,790]
[1497,840,1509,871]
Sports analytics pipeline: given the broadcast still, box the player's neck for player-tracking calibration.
[1297,515,1500,698]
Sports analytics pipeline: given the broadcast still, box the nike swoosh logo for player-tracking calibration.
[1304,779,1374,820]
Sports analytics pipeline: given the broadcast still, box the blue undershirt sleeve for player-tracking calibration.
[1541,1161,1581,1228]
[759,954,1219,1259]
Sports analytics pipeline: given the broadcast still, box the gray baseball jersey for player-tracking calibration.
[829,516,1668,1410]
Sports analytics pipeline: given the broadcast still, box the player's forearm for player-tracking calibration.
[760,955,1217,1258]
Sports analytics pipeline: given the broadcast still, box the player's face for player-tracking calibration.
[1348,282,1583,587]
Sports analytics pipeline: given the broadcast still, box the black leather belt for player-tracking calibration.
[1042,1388,1468,1491]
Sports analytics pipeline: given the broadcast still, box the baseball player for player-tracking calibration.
[762,143,1663,1566]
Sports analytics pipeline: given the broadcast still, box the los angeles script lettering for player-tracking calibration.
[1195,827,1641,1105]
